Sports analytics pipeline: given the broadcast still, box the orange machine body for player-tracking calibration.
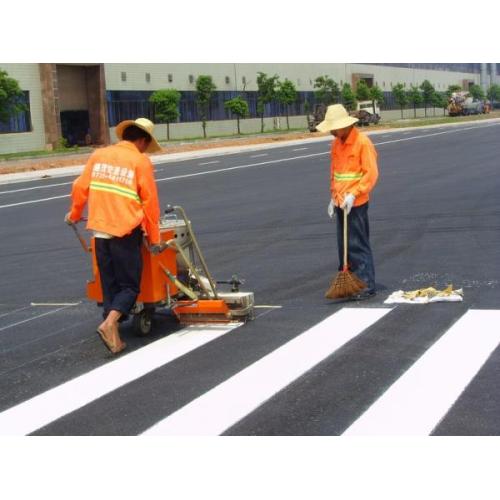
[87,227,179,304]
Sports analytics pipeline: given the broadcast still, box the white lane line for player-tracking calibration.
[198,160,220,166]
[0,181,72,195]
[0,305,74,333]
[0,153,327,209]
[0,323,240,435]
[292,147,308,151]
[0,194,70,209]
[250,153,268,158]
[343,309,500,436]
[143,307,391,435]
[2,122,499,209]
[0,305,33,320]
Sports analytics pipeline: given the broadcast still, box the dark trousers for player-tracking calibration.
[95,227,143,318]
[335,202,376,293]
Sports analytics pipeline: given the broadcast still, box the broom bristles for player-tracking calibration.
[325,270,367,299]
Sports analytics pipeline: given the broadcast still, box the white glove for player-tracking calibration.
[341,193,355,214]
[327,199,335,219]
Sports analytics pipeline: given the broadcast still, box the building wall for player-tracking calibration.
[104,63,481,93]
[0,63,489,155]
[57,65,89,112]
[0,63,46,154]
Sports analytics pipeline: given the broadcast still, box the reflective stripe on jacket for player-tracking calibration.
[330,127,379,207]
[69,141,161,244]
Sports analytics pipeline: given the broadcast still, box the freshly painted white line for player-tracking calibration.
[0,305,74,333]
[143,307,391,435]
[30,302,80,307]
[343,309,500,436]
[198,160,220,166]
[0,323,240,435]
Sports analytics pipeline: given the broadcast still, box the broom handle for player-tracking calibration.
[343,209,348,270]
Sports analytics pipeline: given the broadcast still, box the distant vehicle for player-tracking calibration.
[307,104,327,132]
[307,100,381,132]
[350,100,381,126]
[448,91,487,116]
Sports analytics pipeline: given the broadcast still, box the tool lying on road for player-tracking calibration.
[70,205,254,335]
[325,209,367,299]
[384,285,464,304]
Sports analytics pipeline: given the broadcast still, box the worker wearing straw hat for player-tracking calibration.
[317,104,379,300]
[65,118,163,353]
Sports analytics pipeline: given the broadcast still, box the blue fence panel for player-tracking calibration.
[0,91,32,134]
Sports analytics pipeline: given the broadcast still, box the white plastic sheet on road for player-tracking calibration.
[384,285,464,304]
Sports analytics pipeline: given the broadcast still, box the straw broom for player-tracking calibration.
[325,208,367,299]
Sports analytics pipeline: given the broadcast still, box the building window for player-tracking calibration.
[189,75,194,84]
[145,73,151,83]
[168,74,173,83]
[121,72,126,82]
[242,76,246,86]
[225,76,230,84]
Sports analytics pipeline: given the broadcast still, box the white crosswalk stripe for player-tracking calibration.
[142,308,390,435]
[0,324,240,435]
[343,309,500,435]
[0,307,498,435]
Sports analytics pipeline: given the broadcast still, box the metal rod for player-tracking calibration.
[164,238,211,297]
[173,206,219,299]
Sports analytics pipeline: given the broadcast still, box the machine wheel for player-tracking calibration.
[133,308,154,336]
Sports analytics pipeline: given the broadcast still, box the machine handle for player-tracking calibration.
[69,222,91,253]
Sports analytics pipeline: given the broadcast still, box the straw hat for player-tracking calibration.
[315,104,358,133]
[115,117,162,153]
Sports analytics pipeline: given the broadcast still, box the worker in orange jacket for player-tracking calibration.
[65,118,162,354]
[316,104,379,300]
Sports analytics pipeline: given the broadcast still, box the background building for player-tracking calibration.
[0,63,498,155]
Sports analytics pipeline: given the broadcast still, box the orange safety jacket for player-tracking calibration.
[69,141,161,244]
[330,127,379,207]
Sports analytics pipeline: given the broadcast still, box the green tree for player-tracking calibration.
[420,80,436,117]
[314,75,340,105]
[431,92,447,116]
[446,84,462,98]
[407,85,423,118]
[469,84,485,101]
[224,96,249,135]
[195,75,217,139]
[392,83,408,119]
[149,89,181,141]
[355,80,371,101]
[487,84,500,104]
[369,84,384,111]
[341,83,357,111]
[256,72,279,133]
[276,78,297,130]
[0,69,27,124]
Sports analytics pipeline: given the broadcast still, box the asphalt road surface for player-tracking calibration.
[0,121,499,435]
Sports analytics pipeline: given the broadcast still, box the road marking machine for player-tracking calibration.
[70,205,254,335]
